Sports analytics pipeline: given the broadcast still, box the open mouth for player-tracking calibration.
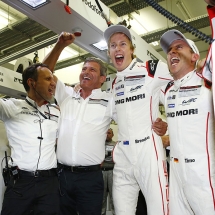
[83,76,91,80]
[171,57,180,66]
[115,54,124,63]
[48,89,54,95]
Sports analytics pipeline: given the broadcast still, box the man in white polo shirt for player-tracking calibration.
[0,63,60,215]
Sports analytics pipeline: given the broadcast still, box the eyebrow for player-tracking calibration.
[167,43,184,53]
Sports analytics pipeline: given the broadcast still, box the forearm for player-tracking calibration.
[42,43,65,73]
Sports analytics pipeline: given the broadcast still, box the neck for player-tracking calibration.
[173,69,194,81]
[80,89,92,99]
[27,93,46,107]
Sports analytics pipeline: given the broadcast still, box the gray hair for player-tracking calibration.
[84,57,107,76]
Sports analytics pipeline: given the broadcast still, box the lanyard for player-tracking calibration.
[25,99,50,119]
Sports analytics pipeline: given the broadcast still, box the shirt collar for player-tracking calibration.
[173,70,195,90]
[26,96,35,104]
[78,88,102,97]
[26,96,48,107]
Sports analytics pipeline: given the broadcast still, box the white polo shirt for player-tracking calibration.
[55,79,115,166]
[0,97,60,171]
[0,120,9,151]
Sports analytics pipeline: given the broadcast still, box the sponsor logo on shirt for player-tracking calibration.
[135,136,150,143]
[72,97,80,101]
[88,99,108,107]
[125,75,145,86]
[167,95,176,100]
[149,60,156,71]
[115,84,124,91]
[115,94,145,105]
[123,141,129,145]
[166,108,198,117]
[168,104,175,108]
[169,89,178,93]
[179,85,201,97]
[185,158,195,163]
[21,111,38,116]
[181,98,197,106]
[116,92,124,97]
[129,85,143,93]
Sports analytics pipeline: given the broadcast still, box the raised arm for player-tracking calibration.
[42,32,75,73]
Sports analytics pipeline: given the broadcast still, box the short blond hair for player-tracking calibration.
[108,32,136,59]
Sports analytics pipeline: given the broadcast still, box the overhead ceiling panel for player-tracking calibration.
[142,15,211,44]
[0,17,57,64]
[100,0,164,17]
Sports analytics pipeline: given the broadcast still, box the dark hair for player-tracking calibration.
[84,57,107,76]
[22,63,49,92]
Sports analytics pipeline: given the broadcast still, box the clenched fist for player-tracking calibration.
[57,32,76,47]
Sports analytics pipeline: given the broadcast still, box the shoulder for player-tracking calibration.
[164,80,175,94]
[193,72,212,89]
[98,91,113,100]
[0,97,22,106]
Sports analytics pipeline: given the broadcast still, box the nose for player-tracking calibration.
[51,79,56,87]
[115,44,121,51]
[168,47,177,55]
[82,68,91,76]
[83,69,89,74]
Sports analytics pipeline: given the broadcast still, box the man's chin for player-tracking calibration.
[47,96,55,103]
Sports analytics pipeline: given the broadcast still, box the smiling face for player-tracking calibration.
[166,40,199,80]
[108,33,134,72]
[79,61,106,92]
